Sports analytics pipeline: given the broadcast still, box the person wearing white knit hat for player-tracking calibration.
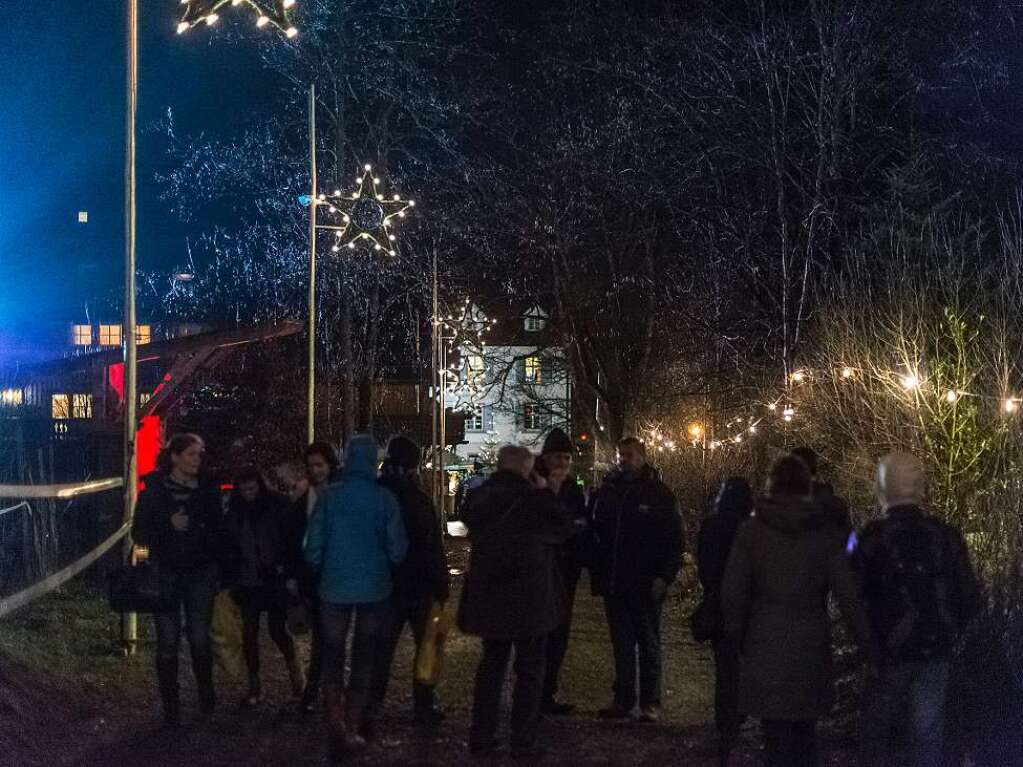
[855,453,983,767]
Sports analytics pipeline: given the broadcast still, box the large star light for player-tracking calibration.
[319,165,415,257]
[178,0,298,37]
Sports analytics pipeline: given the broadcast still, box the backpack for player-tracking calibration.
[880,517,956,659]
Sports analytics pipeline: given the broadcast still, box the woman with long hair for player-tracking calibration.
[225,465,302,707]
[132,433,227,728]
[722,455,873,766]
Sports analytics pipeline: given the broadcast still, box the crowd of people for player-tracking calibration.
[129,426,983,766]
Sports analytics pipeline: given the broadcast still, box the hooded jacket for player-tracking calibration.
[589,465,683,599]
[722,494,872,720]
[132,471,227,573]
[303,436,409,604]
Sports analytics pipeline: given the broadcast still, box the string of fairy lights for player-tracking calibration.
[316,165,416,256]
[177,0,299,38]
[440,301,498,413]
[643,362,1023,455]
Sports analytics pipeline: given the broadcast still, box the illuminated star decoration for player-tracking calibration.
[178,0,298,37]
[319,165,416,257]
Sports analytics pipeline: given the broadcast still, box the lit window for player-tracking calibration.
[72,394,93,420]
[525,315,546,332]
[523,405,541,431]
[466,407,483,431]
[136,325,151,345]
[73,325,92,346]
[466,354,485,384]
[52,394,70,420]
[1,388,23,407]
[524,356,542,384]
[99,325,122,347]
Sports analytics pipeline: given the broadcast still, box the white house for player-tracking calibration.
[444,305,571,464]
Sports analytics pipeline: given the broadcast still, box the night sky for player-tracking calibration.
[0,1,276,333]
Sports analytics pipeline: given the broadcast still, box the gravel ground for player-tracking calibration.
[3,540,859,766]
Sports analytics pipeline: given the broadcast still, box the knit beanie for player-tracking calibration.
[876,453,926,510]
[386,435,421,471]
[541,427,574,455]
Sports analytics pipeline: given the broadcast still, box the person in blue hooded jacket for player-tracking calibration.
[304,435,408,761]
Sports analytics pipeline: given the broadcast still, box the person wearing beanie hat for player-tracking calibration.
[364,436,450,732]
[854,453,982,767]
[536,427,588,715]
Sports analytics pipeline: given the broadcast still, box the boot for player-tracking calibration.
[324,685,348,761]
[287,656,306,699]
[345,690,368,750]
[241,673,262,707]
[413,681,445,727]
[156,658,180,729]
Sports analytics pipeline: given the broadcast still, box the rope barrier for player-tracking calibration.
[0,501,30,518]
[0,521,130,619]
[0,477,123,500]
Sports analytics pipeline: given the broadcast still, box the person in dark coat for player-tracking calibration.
[284,441,341,713]
[854,453,982,767]
[225,465,302,706]
[458,445,575,757]
[535,427,589,715]
[722,454,874,766]
[791,447,852,541]
[697,477,754,766]
[366,436,450,731]
[132,433,227,728]
[590,437,683,723]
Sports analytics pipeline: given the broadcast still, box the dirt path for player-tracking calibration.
[4,543,858,766]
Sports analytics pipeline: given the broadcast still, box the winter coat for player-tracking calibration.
[223,490,291,589]
[722,494,872,721]
[378,472,450,604]
[304,436,409,605]
[283,485,328,598]
[697,500,751,599]
[854,504,982,663]
[589,466,684,599]
[132,472,227,573]
[457,470,576,640]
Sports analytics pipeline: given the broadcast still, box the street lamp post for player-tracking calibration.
[307,83,317,445]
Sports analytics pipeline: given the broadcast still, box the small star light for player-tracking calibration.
[320,165,415,256]
[178,0,298,37]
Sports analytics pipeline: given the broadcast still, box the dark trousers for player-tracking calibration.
[302,596,325,703]
[861,660,950,767]
[153,564,219,717]
[321,599,392,696]
[762,719,818,767]
[235,585,296,683]
[470,636,547,751]
[367,592,434,722]
[712,637,742,746]
[604,594,663,709]
[543,567,580,702]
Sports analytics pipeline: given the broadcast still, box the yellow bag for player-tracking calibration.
[210,589,244,679]
[414,601,451,686]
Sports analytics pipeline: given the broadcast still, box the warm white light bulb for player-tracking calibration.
[285,27,298,38]
[398,211,406,218]
[393,194,401,201]
[373,177,381,184]
[352,193,359,199]
[374,244,382,251]
[177,21,190,33]
[328,206,336,213]
[256,15,269,27]
[364,164,372,172]
[1006,398,1018,414]
[205,13,219,25]
[388,234,396,241]
[901,375,920,390]
[409,200,416,207]
[389,250,396,256]
[376,195,384,201]
[331,244,340,253]
[841,367,853,379]
[348,242,356,249]
[945,390,959,403]
[791,371,805,383]
[342,215,350,223]
[283,0,296,7]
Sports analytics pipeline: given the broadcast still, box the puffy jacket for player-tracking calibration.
[590,465,683,598]
[379,470,450,603]
[132,472,227,573]
[304,436,408,604]
[722,494,872,720]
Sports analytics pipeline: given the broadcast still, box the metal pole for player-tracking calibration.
[430,247,439,511]
[439,339,447,517]
[120,0,139,656]
[307,84,318,445]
